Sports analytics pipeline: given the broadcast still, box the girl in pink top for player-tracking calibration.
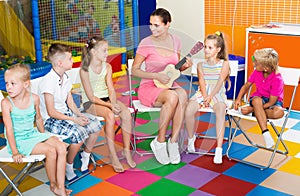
[234,48,284,148]
[132,8,192,165]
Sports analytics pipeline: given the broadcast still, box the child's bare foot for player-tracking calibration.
[51,186,68,196]
[124,149,136,168]
[66,188,72,196]
[111,155,124,173]
[239,105,253,115]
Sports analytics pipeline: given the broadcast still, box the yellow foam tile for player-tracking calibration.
[0,164,19,181]
[0,174,43,195]
[247,124,288,135]
[279,157,300,176]
[283,140,300,156]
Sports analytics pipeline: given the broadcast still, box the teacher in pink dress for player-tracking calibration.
[132,8,192,165]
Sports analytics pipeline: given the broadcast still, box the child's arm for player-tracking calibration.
[1,98,23,162]
[263,74,284,109]
[106,63,117,104]
[205,60,230,103]
[43,93,81,122]
[106,63,121,114]
[197,62,207,97]
[65,91,82,116]
[33,93,45,133]
[79,68,112,109]
[234,81,252,110]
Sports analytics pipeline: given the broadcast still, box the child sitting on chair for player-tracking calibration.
[185,32,231,164]
[234,48,284,148]
[38,44,102,182]
[2,63,71,196]
[80,36,136,173]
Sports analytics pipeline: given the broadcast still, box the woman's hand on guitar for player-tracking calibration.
[155,73,170,84]
[180,57,193,71]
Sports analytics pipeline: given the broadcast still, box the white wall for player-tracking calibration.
[156,0,205,73]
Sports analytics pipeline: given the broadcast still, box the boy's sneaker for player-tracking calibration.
[150,137,170,165]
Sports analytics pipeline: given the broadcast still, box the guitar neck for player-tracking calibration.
[174,53,191,70]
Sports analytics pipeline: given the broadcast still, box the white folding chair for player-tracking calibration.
[186,59,239,155]
[0,90,45,195]
[0,146,46,196]
[226,66,300,170]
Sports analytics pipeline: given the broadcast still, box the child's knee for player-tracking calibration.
[46,146,57,158]
[57,142,67,155]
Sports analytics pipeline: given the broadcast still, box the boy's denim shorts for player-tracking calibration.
[250,96,283,108]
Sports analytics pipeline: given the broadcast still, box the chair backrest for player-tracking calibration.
[278,66,300,87]
[190,59,239,99]
[66,67,81,89]
[278,66,300,112]
[30,77,44,94]
[127,59,146,75]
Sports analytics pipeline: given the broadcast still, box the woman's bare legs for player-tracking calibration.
[154,89,179,142]
[31,136,71,196]
[171,88,188,142]
[153,88,187,164]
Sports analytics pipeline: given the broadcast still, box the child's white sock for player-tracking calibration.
[213,147,223,164]
[80,151,90,171]
[66,163,76,181]
[187,135,196,152]
[263,131,275,148]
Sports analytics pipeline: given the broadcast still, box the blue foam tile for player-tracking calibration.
[197,113,216,123]
[246,185,292,196]
[0,137,6,146]
[289,111,300,120]
[96,136,106,143]
[201,127,242,139]
[223,163,276,184]
[291,121,300,131]
[67,172,103,195]
[226,142,258,160]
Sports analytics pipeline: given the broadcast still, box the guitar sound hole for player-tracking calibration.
[167,71,172,77]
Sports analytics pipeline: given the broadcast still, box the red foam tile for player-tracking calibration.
[190,155,236,173]
[199,174,256,195]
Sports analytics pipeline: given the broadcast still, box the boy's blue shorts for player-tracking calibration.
[250,96,283,108]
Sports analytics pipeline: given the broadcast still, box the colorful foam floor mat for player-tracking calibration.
[1,75,300,195]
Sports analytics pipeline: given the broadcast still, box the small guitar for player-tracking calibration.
[153,41,204,88]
